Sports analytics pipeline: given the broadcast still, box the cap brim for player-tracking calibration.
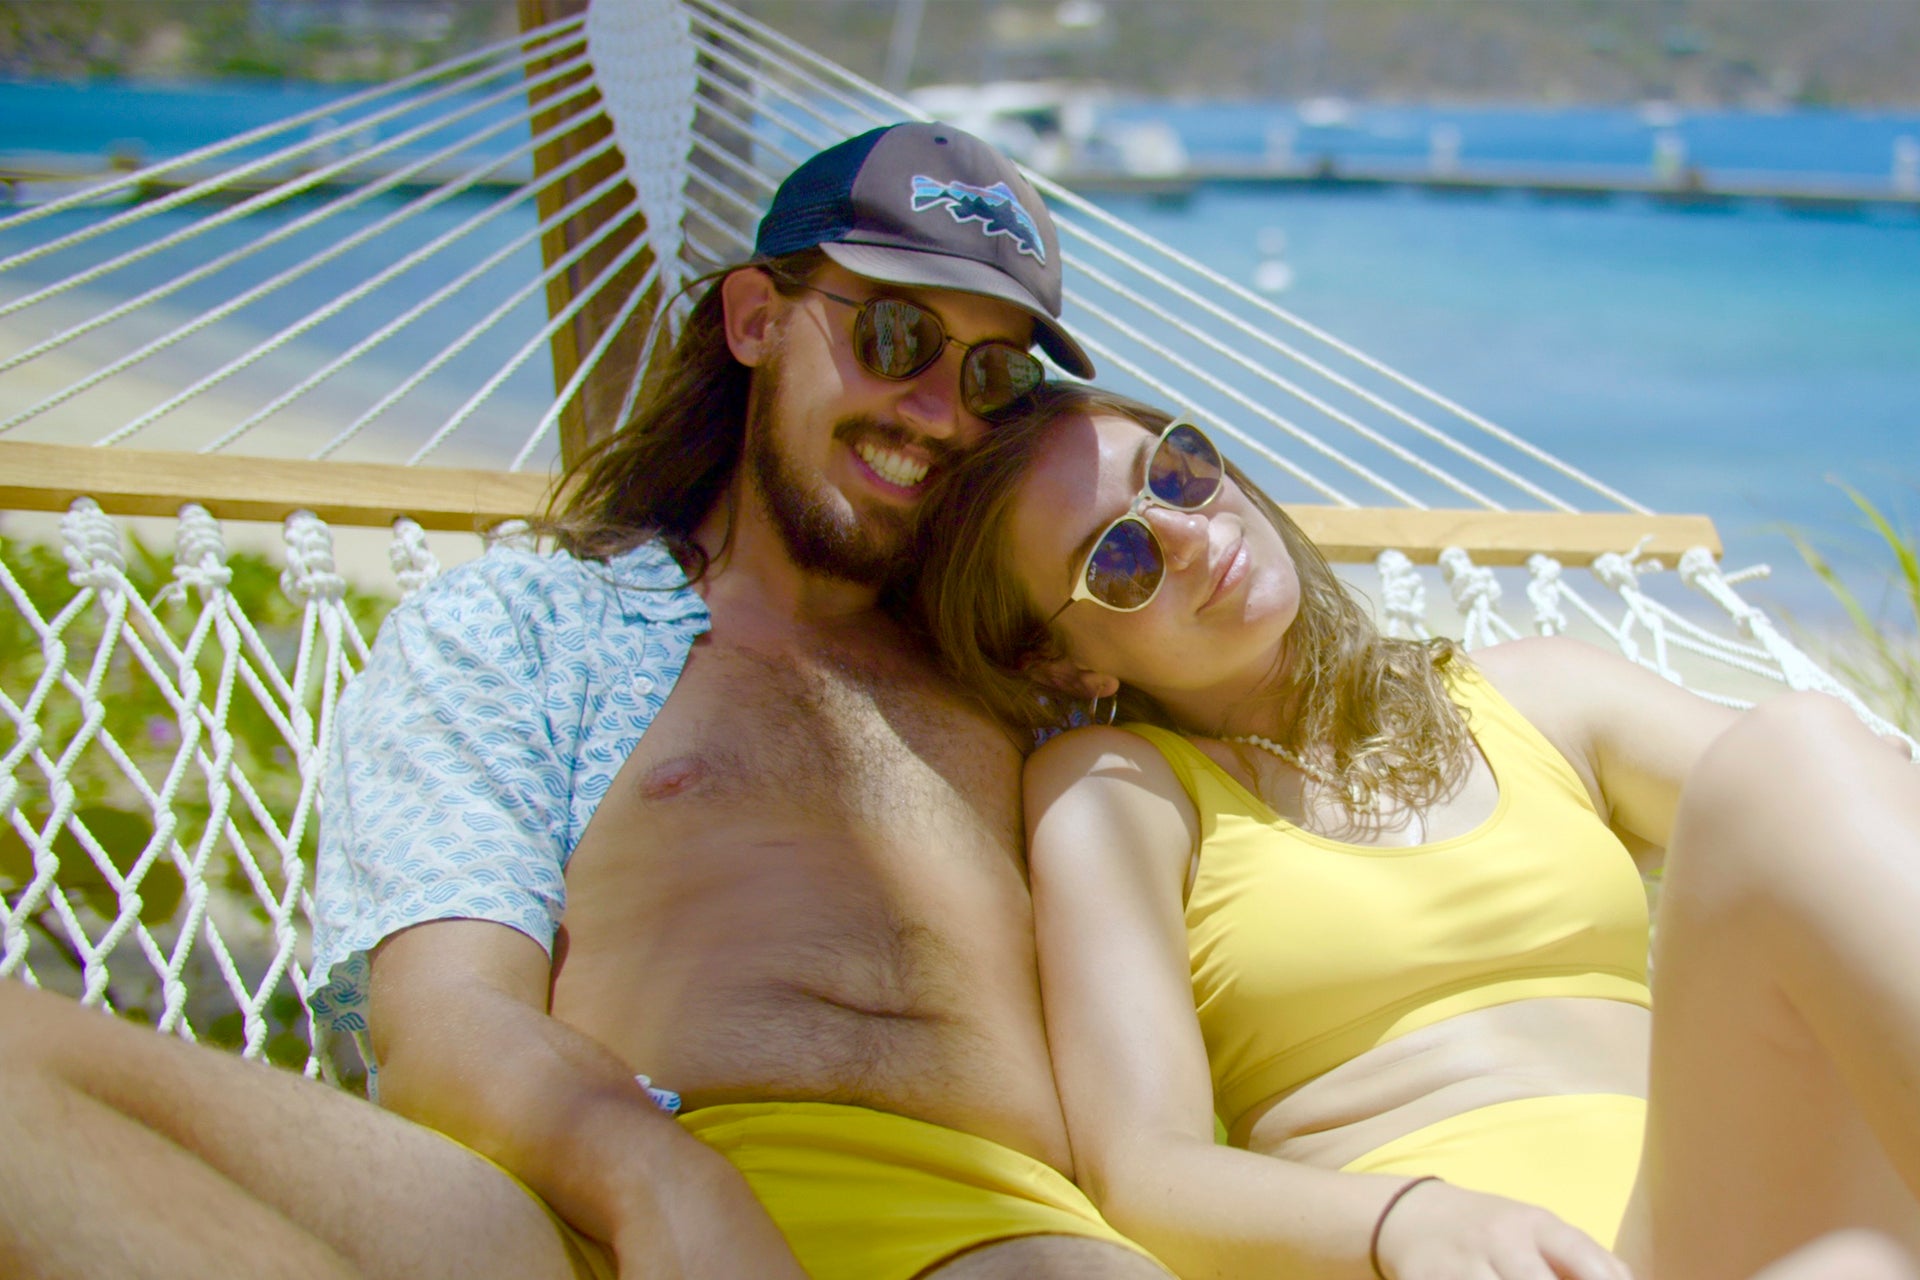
[820,241,1095,379]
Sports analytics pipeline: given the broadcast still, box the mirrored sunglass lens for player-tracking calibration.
[1086,519,1163,609]
[962,345,1044,417]
[1147,422,1224,509]
[856,299,945,379]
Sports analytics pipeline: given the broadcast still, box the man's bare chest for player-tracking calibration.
[612,636,1020,845]
[555,633,1038,1095]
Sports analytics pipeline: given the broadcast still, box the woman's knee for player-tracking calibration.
[1752,1231,1918,1280]
[1677,694,1871,834]
[1669,690,1917,927]
[1665,695,1861,908]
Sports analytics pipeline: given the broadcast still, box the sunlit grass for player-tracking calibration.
[1786,483,1920,735]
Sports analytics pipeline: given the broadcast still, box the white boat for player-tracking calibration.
[909,80,1188,177]
[1297,95,1355,129]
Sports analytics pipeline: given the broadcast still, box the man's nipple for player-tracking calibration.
[637,756,707,801]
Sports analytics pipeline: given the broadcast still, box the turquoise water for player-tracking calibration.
[1115,99,1920,181]
[1092,184,1920,619]
[3,82,1917,620]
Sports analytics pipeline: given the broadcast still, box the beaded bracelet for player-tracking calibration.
[1368,1175,1444,1280]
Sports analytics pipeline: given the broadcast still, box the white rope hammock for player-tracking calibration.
[1,0,1912,1079]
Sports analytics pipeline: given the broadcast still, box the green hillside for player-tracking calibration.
[4,0,1917,107]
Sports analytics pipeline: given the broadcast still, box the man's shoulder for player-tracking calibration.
[403,537,695,631]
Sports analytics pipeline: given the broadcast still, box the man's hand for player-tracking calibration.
[612,1138,808,1279]
[1375,1179,1633,1280]
[370,919,805,1280]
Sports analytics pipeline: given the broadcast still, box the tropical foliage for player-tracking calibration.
[0,528,393,1072]
[1787,485,1920,736]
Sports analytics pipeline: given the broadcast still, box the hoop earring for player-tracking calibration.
[1088,693,1118,726]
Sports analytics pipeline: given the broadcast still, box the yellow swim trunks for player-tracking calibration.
[680,1100,1164,1279]
[1339,1094,1646,1249]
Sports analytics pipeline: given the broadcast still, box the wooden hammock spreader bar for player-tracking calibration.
[0,441,556,534]
[1300,505,1721,565]
[0,440,1720,563]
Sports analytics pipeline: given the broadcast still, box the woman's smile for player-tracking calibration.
[1202,532,1249,612]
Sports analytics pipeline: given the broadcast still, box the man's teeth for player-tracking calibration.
[855,442,929,488]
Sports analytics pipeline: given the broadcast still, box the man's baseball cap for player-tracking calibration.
[754,122,1094,378]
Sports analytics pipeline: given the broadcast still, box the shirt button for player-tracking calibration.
[633,673,656,696]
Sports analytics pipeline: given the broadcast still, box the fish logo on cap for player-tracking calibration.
[909,176,1047,263]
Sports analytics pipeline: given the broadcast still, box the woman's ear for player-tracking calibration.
[721,267,782,367]
[1021,654,1120,703]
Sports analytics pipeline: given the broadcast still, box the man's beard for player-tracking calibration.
[744,360,916,588]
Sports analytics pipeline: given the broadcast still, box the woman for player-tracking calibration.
[912,382,1920,1280]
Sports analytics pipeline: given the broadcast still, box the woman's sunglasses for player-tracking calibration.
[799,285,1045,421]
[1049,419,1226,619]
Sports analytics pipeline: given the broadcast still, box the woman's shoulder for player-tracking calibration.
[1467,633,1696,713]
[1025,726,1198,827]
[1025,726,1201,883]
[1465,633,1609,680]
[1026,724,1189,792]
[1471,632,1737,773]
[1459,634,1624,722]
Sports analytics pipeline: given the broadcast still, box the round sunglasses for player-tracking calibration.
[1048,419,1226,620]
[799,285,1046,421]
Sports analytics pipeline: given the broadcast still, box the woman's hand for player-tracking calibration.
[1375,1179,1633,1280]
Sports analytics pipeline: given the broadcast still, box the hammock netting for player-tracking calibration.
[0,0,1912,1080]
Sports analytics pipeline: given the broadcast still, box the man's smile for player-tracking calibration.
[854,438,931,490]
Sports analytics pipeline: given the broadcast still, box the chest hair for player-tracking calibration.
[637,631,1020,847]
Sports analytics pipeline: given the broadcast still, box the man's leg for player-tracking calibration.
[0,980,594,1280]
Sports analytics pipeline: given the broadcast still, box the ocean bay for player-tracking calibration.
[3,81,1917,622]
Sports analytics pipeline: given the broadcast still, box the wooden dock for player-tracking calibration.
[0,157,531,207]
[5,154,1917,216]
[1049,157,1920,213]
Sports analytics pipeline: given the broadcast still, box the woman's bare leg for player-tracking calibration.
[1752,1233,1918,1280]
[1614,693,1920,1280]
[0,980,592,1280]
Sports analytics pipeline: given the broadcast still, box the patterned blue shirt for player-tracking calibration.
[307,540,710,1044]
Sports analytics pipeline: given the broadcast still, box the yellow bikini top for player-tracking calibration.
[1123,667,1652,1137]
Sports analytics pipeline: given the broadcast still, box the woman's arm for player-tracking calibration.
[1473,637,1740,871]
[1026,728,1629,1280]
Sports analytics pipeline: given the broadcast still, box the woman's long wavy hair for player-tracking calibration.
[913,382,1474,814]
[537,249,825,576]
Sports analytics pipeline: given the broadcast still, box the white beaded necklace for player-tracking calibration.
[1226,732,1377,813]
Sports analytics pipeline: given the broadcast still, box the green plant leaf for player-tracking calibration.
[1833,481,1920,633]
[0,826,37,890]
[1787,481,1920,735]
[1784,527,1886,660]
[47,807,184,925]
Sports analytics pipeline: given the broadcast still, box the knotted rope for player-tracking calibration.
[1375,549,1430,640]
[1524,554,1569,636]
[281,512,346,605]
[389,519,441,599]
[60,499,126,593]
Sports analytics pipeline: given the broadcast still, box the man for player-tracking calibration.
[0,123,1171,1280]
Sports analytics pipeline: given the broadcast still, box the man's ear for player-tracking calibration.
[1021,654,1120,703]
[721,267,783,367]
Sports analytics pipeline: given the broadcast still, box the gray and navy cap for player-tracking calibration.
[754,121,1094,378]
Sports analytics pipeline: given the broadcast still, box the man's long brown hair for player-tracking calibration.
[538,249,824,577]
[913,382,1474,813]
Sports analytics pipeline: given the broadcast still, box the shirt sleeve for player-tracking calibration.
[307,557,576,1038]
